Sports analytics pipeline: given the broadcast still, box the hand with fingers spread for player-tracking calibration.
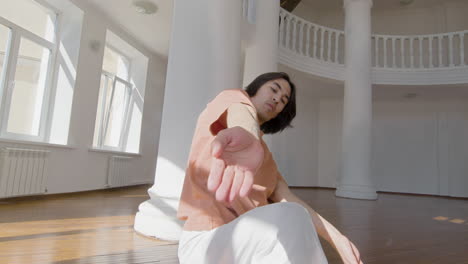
[207,126,264,203]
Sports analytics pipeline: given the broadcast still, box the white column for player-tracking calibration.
[242,0,280,86]
[242,0,280,149]
[134,0,242,241]
[336,0,377,200]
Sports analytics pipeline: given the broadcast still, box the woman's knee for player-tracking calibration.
[242,202,311,232]
[264,202,309,220]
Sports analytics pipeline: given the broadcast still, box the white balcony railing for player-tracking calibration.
[278,8,468,85]
[372,32,467,69]
[280,9,345,64]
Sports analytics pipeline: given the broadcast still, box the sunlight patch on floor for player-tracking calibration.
[0,215,136,238]
[449,219,465,224]
[0,217,175,263]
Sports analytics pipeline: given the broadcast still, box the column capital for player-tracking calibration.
[343,0,373,9]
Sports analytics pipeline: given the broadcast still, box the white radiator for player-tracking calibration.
[107,155,133,187]
[0,147,50,198]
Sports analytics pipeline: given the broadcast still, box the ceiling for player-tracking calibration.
[83,0,173,57]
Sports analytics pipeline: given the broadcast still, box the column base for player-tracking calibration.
[134,197,184,241]
[335,184,378,200]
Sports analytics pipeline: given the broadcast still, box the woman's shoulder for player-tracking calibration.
[212,89,251,104]
[217,88,248,98]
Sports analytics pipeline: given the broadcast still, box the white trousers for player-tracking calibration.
[178,202,328,264]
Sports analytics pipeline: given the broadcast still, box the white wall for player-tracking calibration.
[272,65,468,198]
[372,100,440,194]
[317,98,468,198]
[0,0,167,195]
[270,64,343,187]
[316,99,342,188]
[267,74,320,187]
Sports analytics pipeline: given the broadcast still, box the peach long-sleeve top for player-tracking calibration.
[177,89,284,231]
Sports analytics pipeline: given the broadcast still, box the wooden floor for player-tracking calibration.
[0,185,467,264]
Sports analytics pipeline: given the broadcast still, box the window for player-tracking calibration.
[93,35,147,154]
[98,45,133,150]
[0,0,57,142]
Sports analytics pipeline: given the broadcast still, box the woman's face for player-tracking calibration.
[250,78,291,124]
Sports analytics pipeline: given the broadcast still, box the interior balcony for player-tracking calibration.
[279,8,468,85]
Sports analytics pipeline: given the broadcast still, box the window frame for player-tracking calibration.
[96,70,134,152]
[0,1,60,143]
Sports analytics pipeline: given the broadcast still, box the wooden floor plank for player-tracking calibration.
[0,185,467,263]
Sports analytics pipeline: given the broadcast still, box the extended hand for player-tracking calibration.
[207,126,264,203]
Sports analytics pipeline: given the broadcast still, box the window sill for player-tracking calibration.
[0,138,75,150]
[88,147,141,157]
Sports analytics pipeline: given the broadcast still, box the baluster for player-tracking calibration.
[335,32,340,63]
[313,26,318,58]
[449,34,454,67]
[419,37,423,68]
[401,38,405,68]
[292,19,297,52]
[320,27,325,59]
[305,23,311,57]
[392,37,396,68]
[375,37,379,67]
[429,36,433,68]
[327,30,332,61]
[438,36,443,67]
[285,15,291,50]
[383,37,387,68]
[410,37,414,68]
[460,33,465,66]
[299,21,304,55]
[279,12,285,48]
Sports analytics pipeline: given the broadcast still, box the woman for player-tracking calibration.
[177,72,363,264]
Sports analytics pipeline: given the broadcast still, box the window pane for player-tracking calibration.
[103,81,130,148]
[0,25,10,88]
[7,37,50,136]
[102,46,129,80]
[125,100,142,153]
[0,0,56,42]
[93,74,112,147]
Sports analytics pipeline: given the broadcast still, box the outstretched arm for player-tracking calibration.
[270,178,364,264]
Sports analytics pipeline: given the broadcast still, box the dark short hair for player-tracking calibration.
[245,72,296,134]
